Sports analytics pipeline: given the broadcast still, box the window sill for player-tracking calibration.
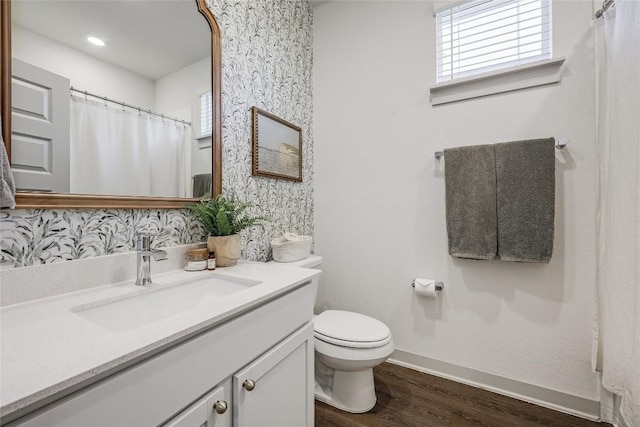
[430,57,566,106]
[196,134,212,149]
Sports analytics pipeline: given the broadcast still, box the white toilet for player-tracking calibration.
[282,255,394,413]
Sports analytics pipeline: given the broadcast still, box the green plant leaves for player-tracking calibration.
[186,194,266,236]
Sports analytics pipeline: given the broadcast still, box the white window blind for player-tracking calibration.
[200,91,212,137]
[436,0,552,83]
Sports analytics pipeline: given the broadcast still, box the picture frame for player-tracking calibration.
[251,107,302,182]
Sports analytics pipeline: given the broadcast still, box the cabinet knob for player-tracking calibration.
[213,400,228,414]
[243,379,256,391]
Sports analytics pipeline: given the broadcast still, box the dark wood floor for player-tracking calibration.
[315,363,608,427]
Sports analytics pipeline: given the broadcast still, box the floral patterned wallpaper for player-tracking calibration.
[0,210,206,267]
[213,0,314,262]
[0,0,313,268]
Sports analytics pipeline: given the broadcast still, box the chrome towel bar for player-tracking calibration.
[434,138,569,159]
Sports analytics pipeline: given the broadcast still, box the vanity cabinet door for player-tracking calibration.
[164,380,231,427]
[233,323,314,427]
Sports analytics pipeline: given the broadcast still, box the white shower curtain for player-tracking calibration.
[70,96,189,198]
[594,2,640,426]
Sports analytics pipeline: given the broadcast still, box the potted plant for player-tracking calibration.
[187,194,265,266]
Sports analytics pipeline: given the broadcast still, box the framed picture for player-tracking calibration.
[251,107,302,182]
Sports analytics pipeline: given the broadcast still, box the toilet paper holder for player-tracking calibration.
[411,279,444,291]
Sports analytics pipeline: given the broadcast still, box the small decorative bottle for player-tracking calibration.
[207,251,216,270]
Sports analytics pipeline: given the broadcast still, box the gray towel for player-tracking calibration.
[445,144,497,260]
[1,117,16,209]
[495,138,555,263]
[192,173,212,198]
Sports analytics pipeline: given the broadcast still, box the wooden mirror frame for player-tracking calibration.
[0,0,222,209]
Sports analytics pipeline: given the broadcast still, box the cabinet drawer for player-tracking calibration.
[10,283,315,427]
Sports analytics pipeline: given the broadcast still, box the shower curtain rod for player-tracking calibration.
[594,0,614,18]
[434,138,569,159]
[70,86,191,126]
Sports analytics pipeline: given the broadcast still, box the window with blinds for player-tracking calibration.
[200,91,212,137]
[436,0,552,83]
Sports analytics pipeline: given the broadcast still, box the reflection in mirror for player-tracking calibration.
[9,0,214,199]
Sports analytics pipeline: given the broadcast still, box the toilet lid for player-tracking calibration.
[314,310,391,348]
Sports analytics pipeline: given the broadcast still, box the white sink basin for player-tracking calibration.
[72,275,260,333]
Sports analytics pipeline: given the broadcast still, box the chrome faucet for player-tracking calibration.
[135,233,168,286]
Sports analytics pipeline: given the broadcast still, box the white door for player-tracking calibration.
[11,58,70,192]
[164,381,232,427]
[233,324,314,427]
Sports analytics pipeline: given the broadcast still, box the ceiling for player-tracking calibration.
[12,0,211,81]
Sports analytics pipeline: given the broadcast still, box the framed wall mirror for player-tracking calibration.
[0,0,221,209]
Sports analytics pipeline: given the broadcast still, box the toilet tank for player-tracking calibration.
[282,255,322,269]
[270,255,323,313]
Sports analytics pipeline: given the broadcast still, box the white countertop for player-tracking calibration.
[0,261,320,422]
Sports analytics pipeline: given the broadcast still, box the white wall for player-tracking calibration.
[155,57,209,118]
[12,25,155,110]
[313,0,599,404]
[155,57,211,177]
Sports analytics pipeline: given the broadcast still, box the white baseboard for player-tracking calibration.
[388,349,601,422]
[612,394,630,427]
[600,380,615,424]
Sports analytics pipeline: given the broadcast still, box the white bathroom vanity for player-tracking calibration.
[0,253,320,426]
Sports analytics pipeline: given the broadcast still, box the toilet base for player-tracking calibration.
[314,366,377,413]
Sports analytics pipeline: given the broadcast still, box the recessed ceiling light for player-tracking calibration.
[87,36,105,47]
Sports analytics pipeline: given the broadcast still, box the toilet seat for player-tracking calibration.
[314,310,391,349]
[315,331,392,349]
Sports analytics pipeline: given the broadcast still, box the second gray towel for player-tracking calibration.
[193,173,212,198]
[495,138,555,262]
[445,144,497,260]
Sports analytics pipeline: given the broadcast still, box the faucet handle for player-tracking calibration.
[136,232,152,251]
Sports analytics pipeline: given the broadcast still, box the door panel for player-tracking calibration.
[11,133,51,173]
[11,58,69,192]
[12,78,53,120]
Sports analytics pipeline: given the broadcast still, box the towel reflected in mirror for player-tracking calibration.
[192,173,212,198]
